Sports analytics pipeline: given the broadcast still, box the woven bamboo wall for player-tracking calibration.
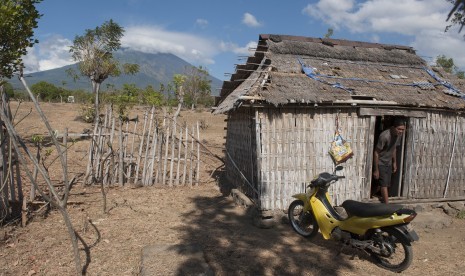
[225,108,259,200]
[405,112,465,199]
[255,107,373,210]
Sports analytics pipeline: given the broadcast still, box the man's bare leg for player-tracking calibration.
[381,186,389,204]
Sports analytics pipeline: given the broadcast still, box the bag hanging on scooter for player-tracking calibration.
[328,114,353,164]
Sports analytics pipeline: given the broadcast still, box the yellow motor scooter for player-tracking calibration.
[288,166,419,272]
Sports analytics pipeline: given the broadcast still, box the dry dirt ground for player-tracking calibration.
[1,102,465,276]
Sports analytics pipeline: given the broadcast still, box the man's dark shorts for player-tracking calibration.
[378,165,392,187]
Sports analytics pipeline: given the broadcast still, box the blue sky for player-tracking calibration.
[24,0,465,81]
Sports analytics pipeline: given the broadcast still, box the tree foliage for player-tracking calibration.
[435,55,465,79]
[446,0,465,37]
[0,0,42,81]
[69,20,139,121]
[31,81,70,101]
[324,28,334,38]
[182,66,212,109]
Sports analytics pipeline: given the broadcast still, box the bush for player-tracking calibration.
[79,104,95,123]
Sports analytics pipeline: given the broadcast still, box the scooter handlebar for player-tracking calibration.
[310,173,345,187]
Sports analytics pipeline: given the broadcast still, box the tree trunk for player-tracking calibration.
[92,81,101,126]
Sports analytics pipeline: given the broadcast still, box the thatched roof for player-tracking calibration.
[214,34,465,114]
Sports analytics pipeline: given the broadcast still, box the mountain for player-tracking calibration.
[9,49,223,96]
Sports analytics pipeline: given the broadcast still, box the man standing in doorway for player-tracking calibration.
[373,118,406,204]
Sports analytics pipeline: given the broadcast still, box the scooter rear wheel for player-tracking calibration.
[369,227,413,272]
[288,200,319,239]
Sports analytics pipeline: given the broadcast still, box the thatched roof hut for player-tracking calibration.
[215,34,465,214]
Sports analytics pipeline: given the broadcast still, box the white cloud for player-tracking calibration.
[196,18,209,28]
[303,0,450,35]
[23,35,74,73]
[220,41,258,55]
[242,13,262,27]
[122,25,218,65]
[302,0,465,69]
[23,26,254,74]
[411,29,465,69]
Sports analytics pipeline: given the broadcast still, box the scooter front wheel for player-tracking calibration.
[288,200,319,239]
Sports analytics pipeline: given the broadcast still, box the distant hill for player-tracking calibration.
[9,49,223,96]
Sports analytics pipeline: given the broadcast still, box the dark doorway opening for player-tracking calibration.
[371,116,408,200]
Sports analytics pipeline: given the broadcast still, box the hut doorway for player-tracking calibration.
[371,116,409,200]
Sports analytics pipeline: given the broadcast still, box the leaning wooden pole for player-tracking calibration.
[196,121,200,186]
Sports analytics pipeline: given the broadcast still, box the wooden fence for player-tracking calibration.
[0,93,23,222]
[85,106,201,186]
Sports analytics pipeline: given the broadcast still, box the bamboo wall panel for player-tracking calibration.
[405,112,465,199]
[256,107,371,210]
[225,108,258,200]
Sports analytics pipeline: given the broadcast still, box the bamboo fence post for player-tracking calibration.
[182,126,188,186]
[127,118,138,182]
[162,125,170,186]
[154,126,162,185]
[94,110,106,182]
[105,111,116,185]
[118,118,124,185]
[155,110,167,185]
[85,115,100,185]
[30,145,40,201]
[134,110,148,184]
[175,128,182,186]
[189,125,194,187]
[142,107,155,185]
[122,118,129,181]
[147,121,158,185]
[169,121,176,186]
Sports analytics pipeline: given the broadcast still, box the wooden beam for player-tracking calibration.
[358,107,427,117]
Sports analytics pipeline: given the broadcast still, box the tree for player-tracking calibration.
[142,85,163,106]
[69,20,139,123]
[324,28,334,38]
[0,0,42,83]
[435,55,465,78]
[182,66,212,109]
[447,0,465,34]
[2,82,15,98]
[31,81,69,102]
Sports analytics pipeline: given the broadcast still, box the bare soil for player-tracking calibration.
[1,102,465,276]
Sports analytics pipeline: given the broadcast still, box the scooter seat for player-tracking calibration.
[341,200,403,217]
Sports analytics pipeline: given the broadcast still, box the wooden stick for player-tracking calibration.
[142,107,155,185]
[147,120,158,185]
[176,128,182,186]
[169,121,176,186]
[127,118,138,182]
[162,125,170,186]
[84,114,100,185]
[118,118,124,185]
[189,125,194,187]
[182,126,188,186]
[196,121,200,186]
[134,110,148,184]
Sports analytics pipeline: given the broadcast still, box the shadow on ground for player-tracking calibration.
[171,189,367,275]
